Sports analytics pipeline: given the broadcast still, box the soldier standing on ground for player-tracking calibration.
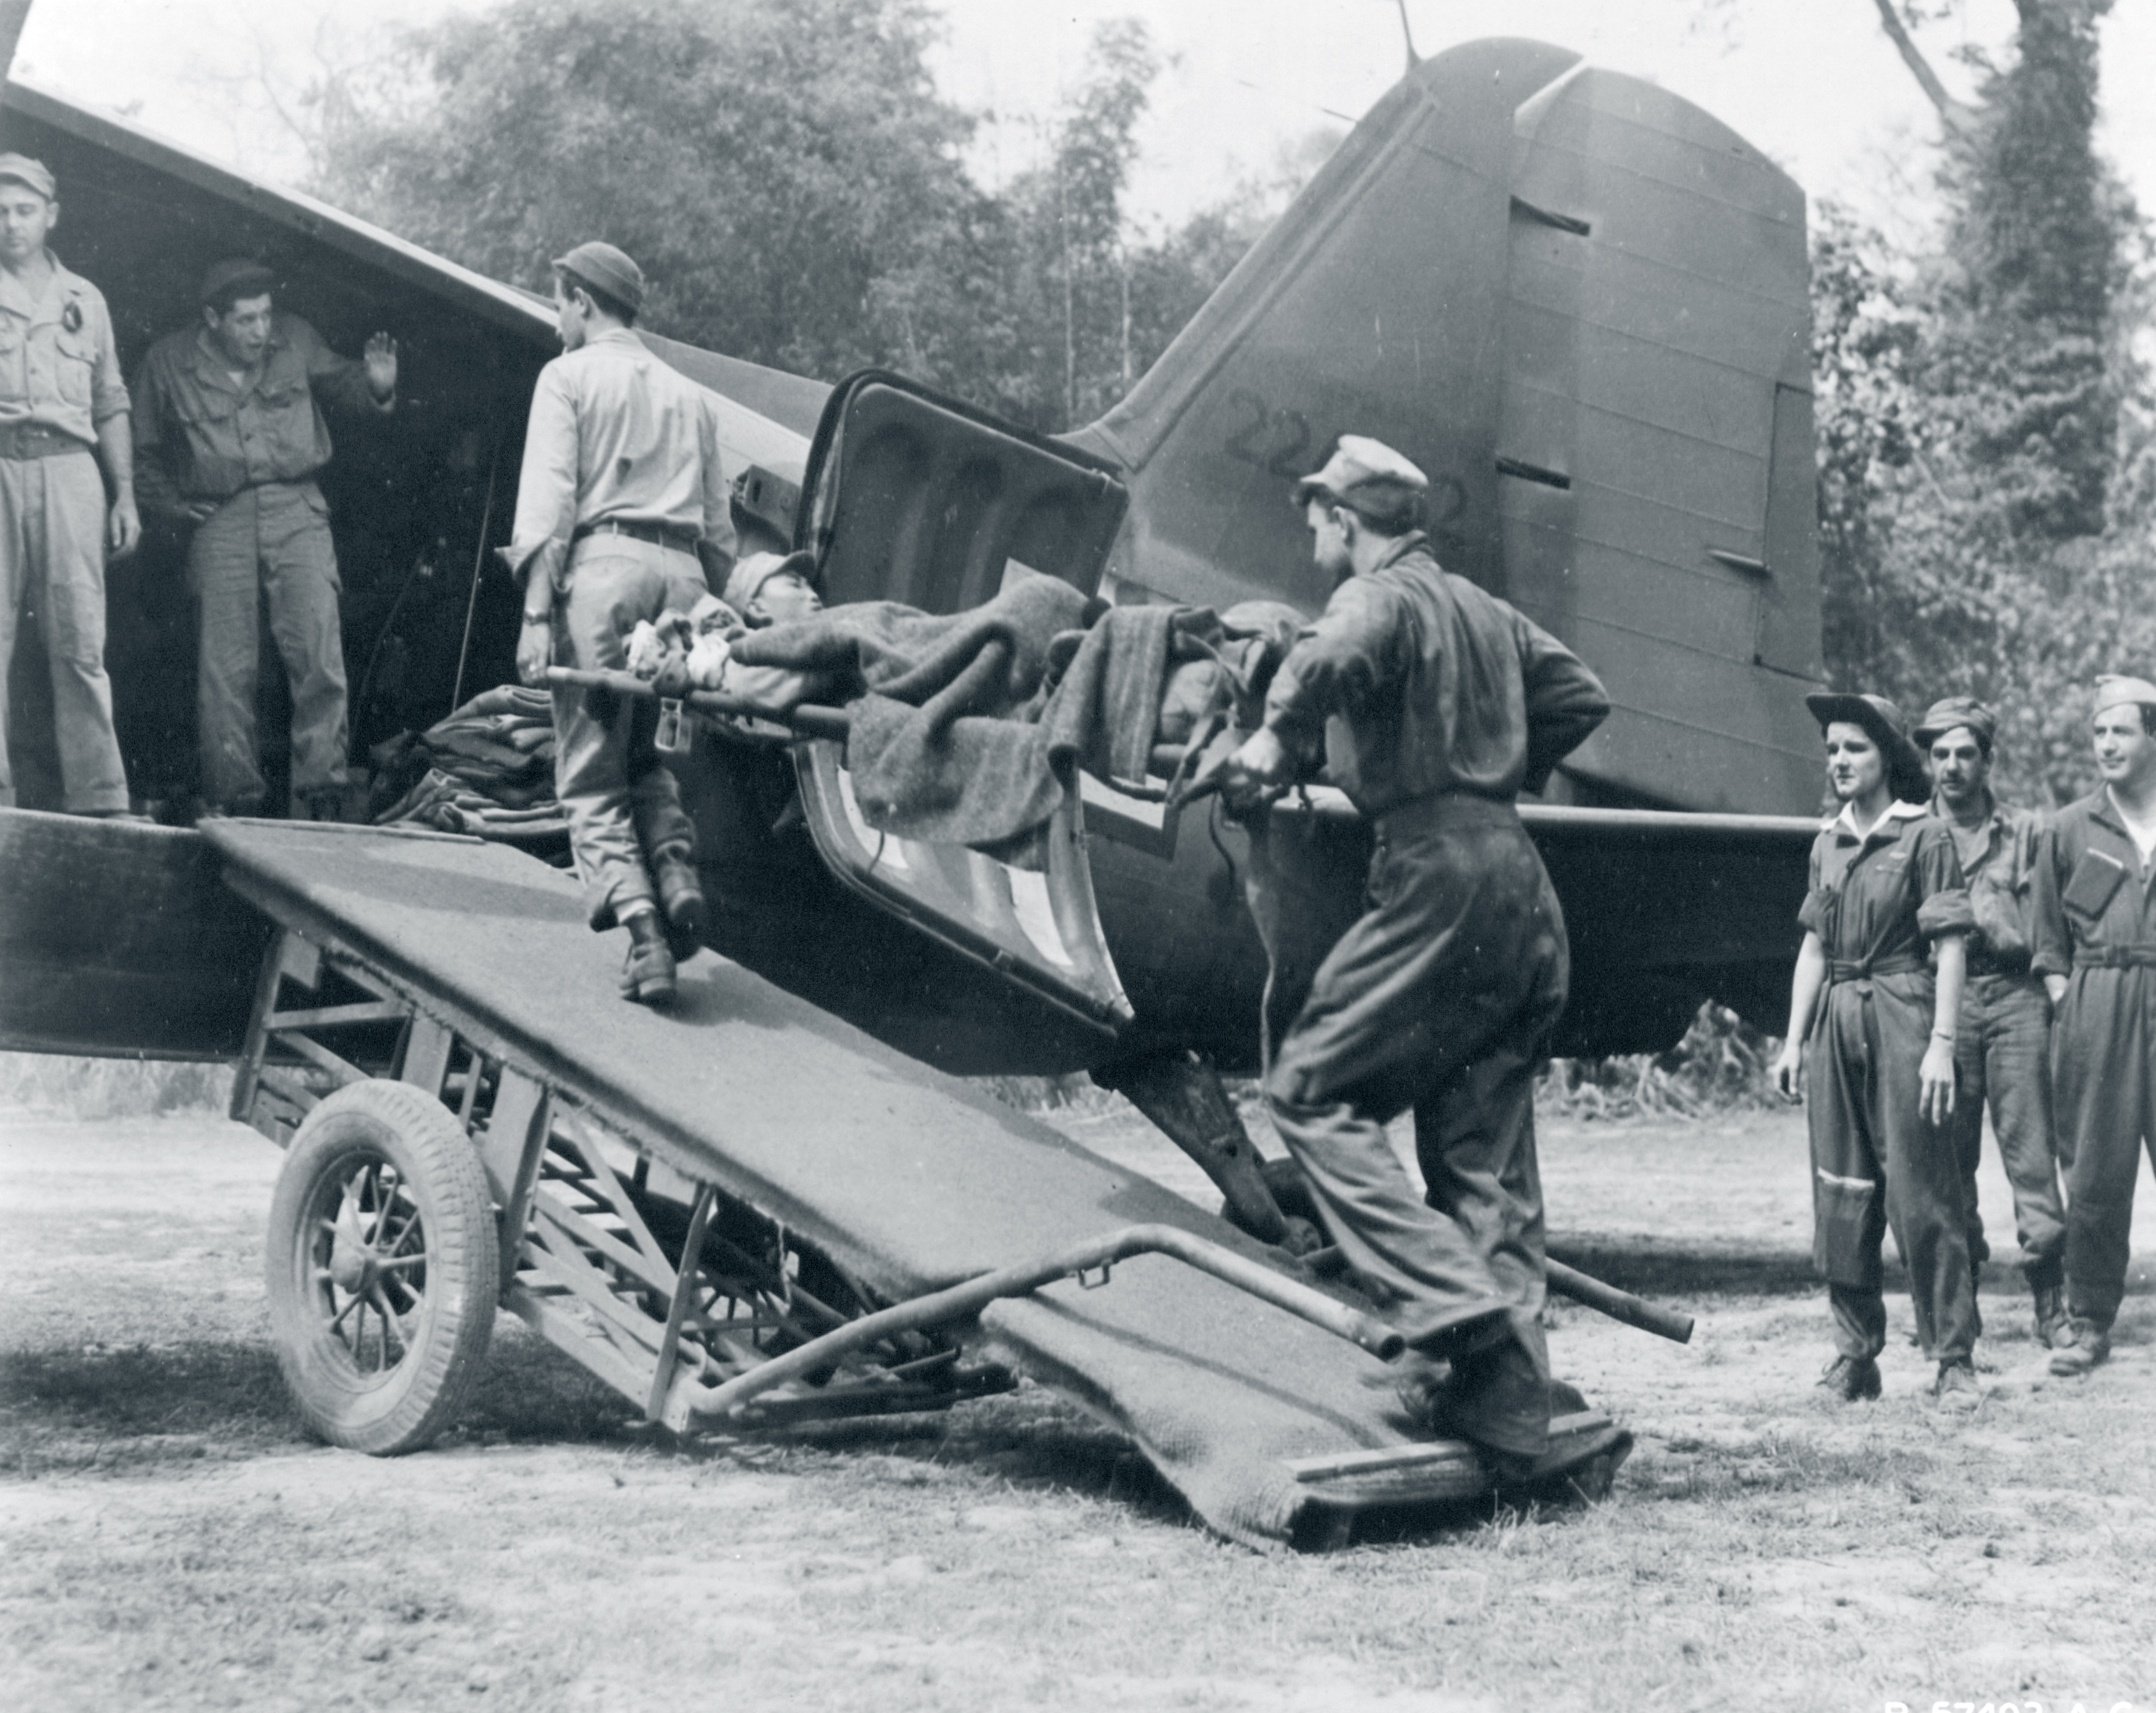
[0,152,140,816]
[1220,434,1609,1478]
[132,258,397,820]
[1773,694,1978,1412]
[508,240,735,1007]
[2029,675,2156,1380]
[1913,696,2069,1348]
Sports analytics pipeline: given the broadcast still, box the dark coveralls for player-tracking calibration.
[1937,799,2065,1285]
[1256,532,1608,1448]
[2030,791,2156,1333]
[1801,803,1977,1364]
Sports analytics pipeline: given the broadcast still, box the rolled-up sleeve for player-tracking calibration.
[87,294,128,423]
[1912,821,1975,939]
[293,316,389,416]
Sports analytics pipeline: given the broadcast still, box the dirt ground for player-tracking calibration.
[3,1096,2154,1712]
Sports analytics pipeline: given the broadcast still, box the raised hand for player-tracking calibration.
[364,332,398,400]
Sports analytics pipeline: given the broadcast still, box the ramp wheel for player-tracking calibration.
[267,1079,499,1454]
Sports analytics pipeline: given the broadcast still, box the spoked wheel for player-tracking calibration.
[267,1079,499,1454]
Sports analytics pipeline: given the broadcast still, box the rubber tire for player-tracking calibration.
[267,1079,499,1455]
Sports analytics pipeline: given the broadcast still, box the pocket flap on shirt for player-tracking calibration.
[2062,847,2129,918]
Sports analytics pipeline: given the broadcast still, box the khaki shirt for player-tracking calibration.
[0,253,129,444]
[505,329,734,592]
[1928,792,2046,975]
[131,313,388,518]
[1262,533,1609,817]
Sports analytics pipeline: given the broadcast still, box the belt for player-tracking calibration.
[572,518,701,555]
[2074,945,2156,969]
[0,421,92,460]
[1826,954,1925,983]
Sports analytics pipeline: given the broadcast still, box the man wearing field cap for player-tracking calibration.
[1914,695,2068,1346]
[508,240,735,1007]
[132,257,398,820]
[1220,433,1611,1477]
[0,151,142,816]
[2031,674,2156,1377]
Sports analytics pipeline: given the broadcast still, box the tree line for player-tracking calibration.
[301,0,2153,809]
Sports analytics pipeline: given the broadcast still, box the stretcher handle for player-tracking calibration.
[1546,1256,1694,1344]
[544,666,851,741]
[687,1222,1405,1423]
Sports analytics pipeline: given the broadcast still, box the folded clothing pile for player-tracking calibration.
[369,684,569,852]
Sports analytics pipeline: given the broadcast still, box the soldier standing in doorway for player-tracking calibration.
[1220,434,1610,1478]
[132,257,397,820]
[0,152,141,816]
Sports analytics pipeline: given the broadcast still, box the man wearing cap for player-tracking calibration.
[2029,675,2156,1378]
[1220,434,1610,1475]
[508,240,734,1007]
[1771,692,1977,1409]
[0,152,141,816]
[1913,695,2068,1346]
[132,257,397,819]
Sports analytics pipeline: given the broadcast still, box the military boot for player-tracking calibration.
[619,910,677,1007]
[2047,1319,2110,1377]
[655,860,706,963]
[1816,1353,1882,1402]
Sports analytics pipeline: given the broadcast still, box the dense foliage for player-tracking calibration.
[306,0,1275,430]
[1812,0,2154,807]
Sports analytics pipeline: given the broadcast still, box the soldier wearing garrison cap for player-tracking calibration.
[506,239,735,1007]
[1221,432,1611,1477]
[132,256,399,818]
[0,150,142,816]
[1772,692,1979,1410]
[1910,694,2068,1348]
[2030,674,2156,1380]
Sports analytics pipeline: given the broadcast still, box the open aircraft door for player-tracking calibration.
[786,372,1137,1037]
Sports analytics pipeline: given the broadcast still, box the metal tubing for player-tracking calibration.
[690,1222,1405,1421]
[543,666,850,741]
[1546,1257,1694,1344]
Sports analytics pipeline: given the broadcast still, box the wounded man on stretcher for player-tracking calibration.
[617,548,1303,857]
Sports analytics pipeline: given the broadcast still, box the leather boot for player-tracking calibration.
[655,860,706,962]
[619,910,677,1006]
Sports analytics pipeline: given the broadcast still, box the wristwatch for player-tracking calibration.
[522,611,550,625]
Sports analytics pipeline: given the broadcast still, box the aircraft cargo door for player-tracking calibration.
[787,373,1136,1038]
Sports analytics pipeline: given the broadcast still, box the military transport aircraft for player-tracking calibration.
[0,34,1821,1216]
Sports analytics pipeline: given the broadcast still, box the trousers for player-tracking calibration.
[549,534,706,929]
[2051,964,2156,1331]
[0,448,127,812]
[1259,795,1565,1421]
[190,480,348,808]
[1809,970,1979,1365]
[1949,971,2065,1280]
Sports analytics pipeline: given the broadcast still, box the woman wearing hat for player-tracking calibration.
[1771,692,1980,1410]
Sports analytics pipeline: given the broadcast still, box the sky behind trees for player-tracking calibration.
[17,0,2156,252]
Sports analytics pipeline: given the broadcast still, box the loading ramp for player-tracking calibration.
[203,818,1630,1549]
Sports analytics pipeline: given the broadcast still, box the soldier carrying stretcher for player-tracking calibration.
[1220,434,1611,1478]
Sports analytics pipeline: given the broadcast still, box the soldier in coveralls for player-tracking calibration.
[1772,694,1977,1412]
[2029,675,2156,1380]
[509,241,734,1007]
[1221,435,1609,1475]
[1911,695,2068,1347]
[0,152,141,816]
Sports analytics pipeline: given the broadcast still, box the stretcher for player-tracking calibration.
[203,816,1635,1550]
